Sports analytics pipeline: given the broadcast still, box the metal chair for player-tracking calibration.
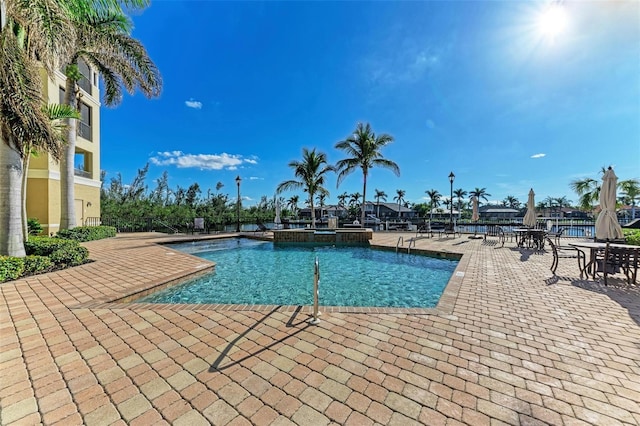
[545,237,586,276]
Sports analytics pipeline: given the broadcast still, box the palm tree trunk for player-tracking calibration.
[60,78,77,230]
[0,136,26,257]
[310,196,316,228]
[361,172,367,227]
[21,150,31,241]
[377,199,380,219]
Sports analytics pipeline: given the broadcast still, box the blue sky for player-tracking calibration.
[101,0,640,207]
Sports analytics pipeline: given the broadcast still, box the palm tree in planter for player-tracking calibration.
[394,189,405,220]
[59,4,162,230]
[374,189,387,219]
[335,122,400,227]
[277,148,334,228]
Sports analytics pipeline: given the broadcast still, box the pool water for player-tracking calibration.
[138,238,458,308]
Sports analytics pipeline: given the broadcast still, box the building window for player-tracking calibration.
[77,59,92,95]
[74,151,92,179]
[78,102,92,141]
[59,88,92,142]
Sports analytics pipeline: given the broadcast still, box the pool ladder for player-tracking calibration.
[396,237,416,253]
[309,257,321,325]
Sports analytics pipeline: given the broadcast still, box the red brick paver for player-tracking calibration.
[1,232,639,425]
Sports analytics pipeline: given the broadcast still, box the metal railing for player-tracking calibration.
[395,236,404,252]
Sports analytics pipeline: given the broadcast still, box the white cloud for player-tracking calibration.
[248,176,263,180]
[530,153,546,159]
[185,99,203,109]
[149,151,258,170]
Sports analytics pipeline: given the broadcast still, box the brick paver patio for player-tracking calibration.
[1,232,639,425]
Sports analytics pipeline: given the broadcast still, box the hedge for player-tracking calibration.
[0,257,25,282]
[56,226,116,242]
[23,255,54,275]
[25,237,89,268]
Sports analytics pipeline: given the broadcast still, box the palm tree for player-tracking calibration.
[570,178,600,211]
[337,192,349,208]
[393,189,405,219]
[0,0,76,256]
[277,148,334,228]
[454,188,467,219]
[59,4,162,230]
[425,189,441,222]
[21,105,80,240]
[619,179,640,219]
[316,192,327,219]
[469,187,491,206]
[374,189,387,219]
[335,122,400,226]
[287,195,299,218]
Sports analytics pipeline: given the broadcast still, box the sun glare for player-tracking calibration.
[537,4,568,40]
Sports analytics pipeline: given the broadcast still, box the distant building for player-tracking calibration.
[478,206,520,220]
[364,202,416,219]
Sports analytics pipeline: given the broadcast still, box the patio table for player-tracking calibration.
[513,228,546,249]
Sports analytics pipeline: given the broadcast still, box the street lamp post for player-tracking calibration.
[235,175,241,232]
[448,171,455,231]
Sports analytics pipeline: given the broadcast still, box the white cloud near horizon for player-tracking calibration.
[531,153,546,159]
[248,176,263,180]
[149,151,258,170]
[185,99,203,109]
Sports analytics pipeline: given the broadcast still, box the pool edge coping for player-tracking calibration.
[73,236,470,316]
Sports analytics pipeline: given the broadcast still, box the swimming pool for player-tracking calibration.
[138,238,458,308]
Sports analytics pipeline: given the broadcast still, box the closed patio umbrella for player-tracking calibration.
[595,167,623,241]
[470,196,481,238]
[523,188,537,228]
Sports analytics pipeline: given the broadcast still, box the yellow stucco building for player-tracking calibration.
[27,62,101,235]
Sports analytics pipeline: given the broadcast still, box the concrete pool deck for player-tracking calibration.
[1,232,639,425]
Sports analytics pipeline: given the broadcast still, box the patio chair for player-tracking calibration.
[547,228,564,246]
[484,225,505,247]
[597,243,639,286]
[545,237,585,276]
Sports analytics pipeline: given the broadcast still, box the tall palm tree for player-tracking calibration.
[335,122,400,226]
[287,195,299,218]
[0,0,76,256]
[469,187,491,206]
[394,189,405,219]
[277,148,334,228]
[374,189,387,218]
[59,4,162,229]
[337,192,349,208]
[454,188,467,219]
[619,179,640,219]
[425,189,441,222]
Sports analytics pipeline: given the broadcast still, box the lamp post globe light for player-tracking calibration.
[235,175,242,232]
[448,171,455,231]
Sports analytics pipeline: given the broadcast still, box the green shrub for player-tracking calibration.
[623,229,640,246]
[23,255,53,275]
[50,245,89,267]
[25,236,77,256]
[0,257,25,282]
[28,218,43,236]
[25,236,89,267]
[56,226,116,242]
